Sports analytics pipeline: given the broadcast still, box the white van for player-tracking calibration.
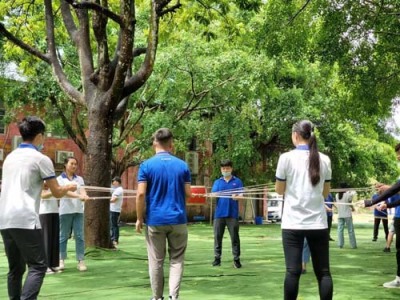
[266,192,283,222]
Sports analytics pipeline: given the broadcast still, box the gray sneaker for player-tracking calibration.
[383,278,400,288]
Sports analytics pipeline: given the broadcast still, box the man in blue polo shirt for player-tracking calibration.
[135,128,191,300]
[211,159,244,268]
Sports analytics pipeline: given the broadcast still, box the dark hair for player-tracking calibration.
[112,176,122,184]
[338,182,349,199]
[220,159,233,167]
[292,120,320,186]
[63,156,78,168]
[395,143,400,153]
[18,116,46,142]
[152,128,173,147]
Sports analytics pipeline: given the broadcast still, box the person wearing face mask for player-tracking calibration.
[211,159,244,269]
[109,176,124,248]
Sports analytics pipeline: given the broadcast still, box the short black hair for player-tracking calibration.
[18,116,46,142]
[152,128,173,146]
[112,176,122,184]
[220,159,233,167]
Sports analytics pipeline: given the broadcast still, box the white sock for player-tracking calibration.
[396,276,400,281]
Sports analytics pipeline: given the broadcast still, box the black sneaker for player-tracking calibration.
[372,238,377,242]
[233,259,242,268]
[383,247,391,253]
[212,258,221,266]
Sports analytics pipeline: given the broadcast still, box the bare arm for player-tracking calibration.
[110,195,118,203]
[45,178,77,198]
[185,183,192,202]
[41,189,53,199]
[135,182,147,233]
[275,180,286,195]
[323,182,331,199]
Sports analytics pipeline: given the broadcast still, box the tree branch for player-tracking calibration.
[44,0,84,105]
[60,0,79,44]
[374,30,400,36]
[0,23,50,64]
[49,95,87,152]
[133,47,147,57]
[122,0,181,98]
[287,0,312,25]
[64,0,124,26]
[175,75,235,122]
[159,1,182,17]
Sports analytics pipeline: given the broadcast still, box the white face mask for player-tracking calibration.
[222,171,232,177]
[37,144,44,152]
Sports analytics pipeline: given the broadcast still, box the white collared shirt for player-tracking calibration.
[276,148,332,230]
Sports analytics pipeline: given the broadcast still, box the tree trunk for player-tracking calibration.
[84,106,113,248]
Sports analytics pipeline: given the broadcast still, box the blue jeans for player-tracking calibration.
[59,213,85,261]
[302,238,310,264]
[337,217,357,248]
[110,211,120,243]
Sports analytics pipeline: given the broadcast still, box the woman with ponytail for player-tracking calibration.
[275,120,333,300]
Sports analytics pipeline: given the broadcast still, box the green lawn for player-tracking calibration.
[1,218,399,299]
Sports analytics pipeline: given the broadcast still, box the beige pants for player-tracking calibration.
[145,224,188,299]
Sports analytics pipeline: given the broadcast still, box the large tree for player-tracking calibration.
[0,0,184,248]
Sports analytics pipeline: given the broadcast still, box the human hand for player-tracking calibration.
[377,203,387,211]
[375,183,390,194]
[80,194,91,202]
[355,200,366,208]
[66,183,78,192]
[136,219,143,234]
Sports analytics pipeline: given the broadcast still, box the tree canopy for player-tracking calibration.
[1,0,399,243]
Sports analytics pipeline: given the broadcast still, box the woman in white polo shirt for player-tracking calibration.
[275,120,333,300]
[58,157,89,272]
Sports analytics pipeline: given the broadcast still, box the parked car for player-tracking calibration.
[267,192,283,222]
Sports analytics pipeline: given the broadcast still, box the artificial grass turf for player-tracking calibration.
[0,221,399,299]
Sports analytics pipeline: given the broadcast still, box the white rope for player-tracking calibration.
[81,185,137,194]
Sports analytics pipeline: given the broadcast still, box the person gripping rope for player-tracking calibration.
[110,176,124,247]
[0,116,77,300]
[363,143,400,288]
[211,159,244,269]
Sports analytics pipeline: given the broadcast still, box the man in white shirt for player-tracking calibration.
[110,176,124,247]
[0,116,77,300]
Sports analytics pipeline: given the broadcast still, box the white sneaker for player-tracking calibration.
[46,268,56,275]
[59,260,65,270]
[77,260,87,272]
[383,278,400,288]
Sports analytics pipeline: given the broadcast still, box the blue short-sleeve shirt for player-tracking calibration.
[212,176,244,219]
[137,152,191,226]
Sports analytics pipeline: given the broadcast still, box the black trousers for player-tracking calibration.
[394,217,400,277]
[373,217,388,240]
[0,228,47,300]
[327,215,333,237]
[39,213,60,269]
[213,217,240,260]
[282,229,333,300]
